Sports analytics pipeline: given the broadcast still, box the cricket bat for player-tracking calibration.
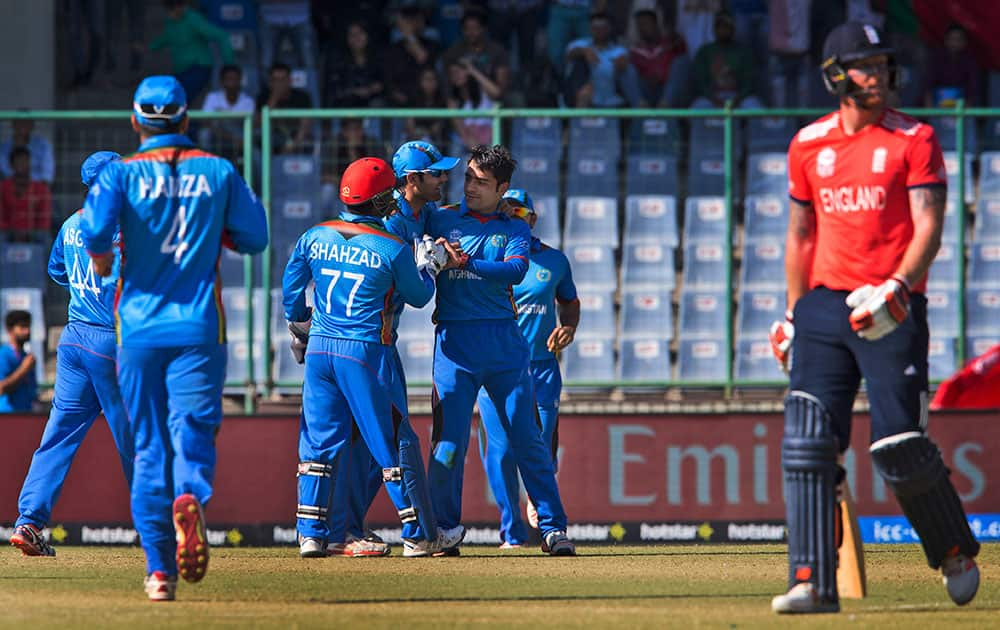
[837,482,867,598]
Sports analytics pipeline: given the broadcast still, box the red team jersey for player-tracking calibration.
[787,108,946,293]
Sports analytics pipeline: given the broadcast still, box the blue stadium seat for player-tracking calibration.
[398,337,434,386]
[219,247,262,288]
[224,340,267,392]
[681,241,726,290]
[618,338,671,383]
[0,243,46,289]
[203,0,258,31]
[561,336,616,386]
[568,117,620,161]
[977,151,1000,197]
[221,287,267,341]
[676,338,727,381]
[678,289,727,338]
[0,288,45,384]
[932,117,977,154]
[968,243,1000,287]
[966,288,1000,334]
[532,195,561,247]
[625,155,678,196]
[271,192,322,240]
[566,151,618,197]
[736,289,783,339]
[563,197,619,249]
[928,336,958,381]
[512,117,562,154]
[683,196,727,243]
[396,300,435,341]
[744,152,787,196]
[624,195,678,247]
[685,155,726,197]
[271,154,320,197]
[942,152,975,204]
[565,246,617,291]
[688,117,727,159]
[621,243,675,291]
[512,151,560,197]
[627,117,678,156]
[272,339,305,391]
[734,339,784,381]
[966,335,1000,360]
[743,194,787,242]
[268,232,300,293]
[574,290,616,339]
[747,116,796,154]
[940,195,963,244]
[927,242,959,288]
[619,290,673,340]
[974,197,1000,243]
[925,288,960,337]
[739,240,784,290]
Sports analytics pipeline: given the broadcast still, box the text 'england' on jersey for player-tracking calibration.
[282,218,434,345]
[81,134,269,348]
[49,210,120,328]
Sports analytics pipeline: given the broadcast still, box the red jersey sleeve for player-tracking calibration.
[786,134,812,204]
[905,126,947,189]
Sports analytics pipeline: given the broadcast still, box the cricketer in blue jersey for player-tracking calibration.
[324,141,460,557]
[0,310,36,413]
[424,145,576,556]
[10,152,134,559]
[475,188,580,547]
[82,76,268,602]
[284,157,464,558]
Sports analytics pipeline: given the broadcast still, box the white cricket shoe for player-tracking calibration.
[299,537,326,558]
[144,571,177,602]
[771,582,839,614]
[942,553,979,605]
[329,533,391,557]
[403,525,466,557]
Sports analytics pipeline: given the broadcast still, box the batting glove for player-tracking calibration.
[768,310,794,374]
[287,307,312,364]
[846,275,910,341]
[414,235,448,278]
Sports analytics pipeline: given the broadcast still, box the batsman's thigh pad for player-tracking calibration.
[870,432,980,567]
[783,391,840,602]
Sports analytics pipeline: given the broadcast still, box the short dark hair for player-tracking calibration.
[8,145,29,163]
[469,144,517,187]
[270,63,292,76]
[220,64,242,79]
[136,119,186,136]
[462,8,487,28]
[5,310,31,330]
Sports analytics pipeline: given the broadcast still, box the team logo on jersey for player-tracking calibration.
[536,268,551,282]
[817,147,836,178]
[490,234,508,248]
[449,229,462,241]
[872,147,887,173]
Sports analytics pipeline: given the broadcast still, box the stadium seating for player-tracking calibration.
[563,198,619,249]
[224,339,267,391]
[942,151,975,204]
[221,287,267,341]
[627,117,678,156]
[203,0,258,31]
[743,194,787,241]
[511,117,562,154]
[977,151,1000,197]
[685,154,727,197]
[966,335,1000,360]
[219,247,263,288]
[968,243,1000,287]
[268,231,301,289]
[940,196,963,244]
[619,290,673,340]
[676,338,727,381]
[271,154,321,197]
[272,339,305,391]
[531,195,562,247]
[739,240,784,290]
[924,288,960,337]
[620,242,675,291]
[270,192,322,241]
[973,197,1000,243]
[682,196,727,243]
[561,336,616,386]
[0,243,47,289]
[681,241,727,289]
[568,117,620,161]
[966,288,1000,334]
[575,290,616,337]
[678,289,727,338]
[744,152,787,196]
[927,242,959,288]
[565,245,616,291]
[625,155,678,196]
[396,300,435,341]
[736,289,783,338]
[747,116,796,154]
[932,117,977,154]
[397,337,435,387]
[734,339,784,381]
[928,336,958,381]
[624,195,678,247]
[512,151,560,197]
[566,151,618,197]
[618,337,671,383]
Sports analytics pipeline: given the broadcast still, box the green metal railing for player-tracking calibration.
[4,104,994,410]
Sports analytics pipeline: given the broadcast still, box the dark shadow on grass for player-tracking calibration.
[304,592,775,606]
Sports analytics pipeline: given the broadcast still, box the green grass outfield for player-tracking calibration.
[1,544,997,629]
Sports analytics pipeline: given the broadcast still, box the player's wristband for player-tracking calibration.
[890,274,911,298]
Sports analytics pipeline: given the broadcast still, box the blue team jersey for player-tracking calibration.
[426,200,530,322]
[82,134,268,348]
[48,210,120,329]
[0,344,36,412]
[383,195,438,339]
[282,213,435,345]
[517,237,578,361]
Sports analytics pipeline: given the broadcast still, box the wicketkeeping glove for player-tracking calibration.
[768,310,794,374]
[846,275,910,341]
[414,235,448,278]
[287,307,312,364]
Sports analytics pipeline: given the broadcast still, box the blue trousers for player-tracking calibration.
[16,322,133,528]
[298,337,436,543]
[430,320,566,536]
[477,358,562,545]
[118,344,226,576]
[790,287,930,449]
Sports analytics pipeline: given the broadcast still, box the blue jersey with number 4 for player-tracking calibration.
[517,237,578,361]
[82,134,268,347]
[48,210,120,329]
[282,213,436,344]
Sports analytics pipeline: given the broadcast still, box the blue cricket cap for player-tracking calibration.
[392,141,460,178]
[80,151,121,187]
[503,188,535,213]
[133,75,188,128]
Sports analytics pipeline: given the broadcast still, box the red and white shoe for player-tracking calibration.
[173,493,208,583]
[329,533,391,557]
[144,571,177,602]
[10,523,55,557]
[942,552,979,606]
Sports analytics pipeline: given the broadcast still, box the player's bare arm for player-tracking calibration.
[547,299,580,353]
[894,185,946,287]
[784,198,816,312]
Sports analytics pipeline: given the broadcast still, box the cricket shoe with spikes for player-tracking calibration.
[144,571,177,602]
[299,537,327,558]
[329,532,391,557]
[403,525,466,557]
[10,523,55,557]
[771,582,840,614]
[541,530,576,556]
[173,493,209,582]
[942,552,979,606]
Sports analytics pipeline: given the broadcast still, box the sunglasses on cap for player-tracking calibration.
[511,204,536,219]
[405,168,444,178]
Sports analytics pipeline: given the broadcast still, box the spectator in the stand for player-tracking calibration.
[106,0,146,73]
[675,0,724,56]
[0,310,37,414]
[384,6,442,106]
[548,0,595,67]
[312,0,387,53]
[767,0,812,107]
[0,147,52,241]
[406,67,449,147]
[200,65,255,162]
[322,21,385,108]
[923,23,982,108]
[0,118,54,184]
[689,10,762,108]
[150,0,234,106]
[446,61,496,151]
[332,119,376,175]
[629,8,688,107]
[258,63,314,155]
[441,9,511,102]
[731,0,768,67]
[487,0,545,78]
[563,12,637,108]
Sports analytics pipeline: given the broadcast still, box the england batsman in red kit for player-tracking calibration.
[768,22,981,614]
